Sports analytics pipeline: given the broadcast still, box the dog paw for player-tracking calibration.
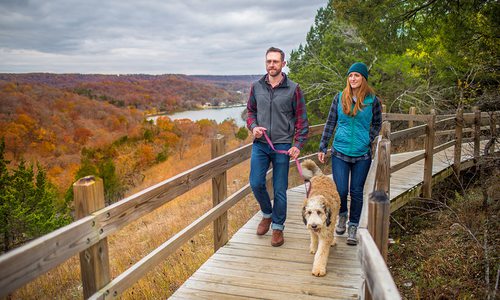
[331,237,337,247]
[312,267,326,277]
[309,248,316,254]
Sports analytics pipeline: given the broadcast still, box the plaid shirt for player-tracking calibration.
[319,93,382,162]
[246,73,309,149]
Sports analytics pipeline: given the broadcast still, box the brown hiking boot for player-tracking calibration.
[271,230,284,247]
[256,217,272,235]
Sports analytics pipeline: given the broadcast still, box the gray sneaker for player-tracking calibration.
[335,215,347,235]
[347,225,358,246]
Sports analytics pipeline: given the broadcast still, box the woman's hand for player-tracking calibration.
[318,152,325,163]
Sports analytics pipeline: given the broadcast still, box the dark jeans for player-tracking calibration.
[331,155,371,227]
[249,141,291,231]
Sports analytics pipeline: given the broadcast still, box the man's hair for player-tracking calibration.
[266,47,285,61]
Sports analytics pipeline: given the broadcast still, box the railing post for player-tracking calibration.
[376,125,391,198]
[408,107,416,150]
[368,191,390,261]
[453,108,463,175]
[371,138,391,258]
[211,134,228,252]
[365,140,391,300]
[489,112,497,155]
[73,176,110,299]
[423,113,436,199]
[473,106,481,160]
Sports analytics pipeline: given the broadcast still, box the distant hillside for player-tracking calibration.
[0,73,256,195]
[191,75,260,91]
[0,73,256,112]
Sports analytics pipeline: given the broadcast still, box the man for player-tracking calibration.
[246,47,309,247]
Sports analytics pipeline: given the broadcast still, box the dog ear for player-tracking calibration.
[325,207,332,227]
[302,206,307,225]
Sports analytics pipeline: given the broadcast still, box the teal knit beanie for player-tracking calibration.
[347,62,369,80]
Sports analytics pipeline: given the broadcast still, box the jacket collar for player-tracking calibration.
[260,72,289,88]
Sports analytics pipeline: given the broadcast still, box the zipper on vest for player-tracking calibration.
[349,114,355,154]
[269,87,274,140]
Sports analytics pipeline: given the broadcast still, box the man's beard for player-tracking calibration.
[267,69,281,77]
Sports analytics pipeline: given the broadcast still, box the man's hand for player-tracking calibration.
[252,126,266,138]
[288,146,300,160]
[318,152,326,163]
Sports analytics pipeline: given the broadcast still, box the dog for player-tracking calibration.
[301,159,341,277]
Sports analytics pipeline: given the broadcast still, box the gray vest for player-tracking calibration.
[253,75,298,144]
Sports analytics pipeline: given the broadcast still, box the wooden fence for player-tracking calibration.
[0,108,497,299]
[358,107,498,299]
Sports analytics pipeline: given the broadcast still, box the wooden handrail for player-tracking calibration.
[0,216,98,295]
[390,123,427,142]
[94,142,252,239]
[358,229,401,299]
[1,109,497,299]
[383,113,429,122]
[90,183,253,299]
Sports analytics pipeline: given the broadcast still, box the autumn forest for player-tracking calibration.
[0,73,255,251]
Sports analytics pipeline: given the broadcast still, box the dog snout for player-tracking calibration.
[311,224,317,229]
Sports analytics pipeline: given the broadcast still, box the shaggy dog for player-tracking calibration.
[301,159,340,277]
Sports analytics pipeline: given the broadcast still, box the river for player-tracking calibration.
[147,105,247,127]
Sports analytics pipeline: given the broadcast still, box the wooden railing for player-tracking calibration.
[0,108,497,299]
[358,108,498,299]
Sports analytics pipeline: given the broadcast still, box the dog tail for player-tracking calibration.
[301,159,323,180]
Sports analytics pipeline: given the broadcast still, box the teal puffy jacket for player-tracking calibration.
[333,92,375,157]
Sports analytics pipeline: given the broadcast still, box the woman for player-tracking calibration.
[318,62,382,245]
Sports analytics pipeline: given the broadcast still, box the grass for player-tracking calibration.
[388,169,500,299]
[8,137,260,299]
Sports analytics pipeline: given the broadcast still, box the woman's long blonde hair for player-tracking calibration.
[341,76,375,116]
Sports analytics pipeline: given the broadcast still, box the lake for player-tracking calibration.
[148,105,247,127]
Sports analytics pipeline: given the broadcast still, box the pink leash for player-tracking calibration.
[262,131,311,197]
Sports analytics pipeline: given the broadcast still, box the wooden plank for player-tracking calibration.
[309,124,326,136]
[74,176,110,299]
[383,113,430,122]
[360,135,382,228]
[423,114,436,198]
[474,108,481,159]
[390,185,423,213]
[206,253,361,279]
[191,270,359,299]
[375,140,391,197]
[463,111,499,125]
[94,143,253,239]
[433,140,456,154]
[171,287,258,300]
[180,279,338,300]
[408,107,417,150]
[211,135,228,251]
[358,229,401,300]
[434,116,456,131]
[0,217,98,297]
[390,152,425,173]
[390,123,427,142]
[89,184,253,299]
[367,192,390,261]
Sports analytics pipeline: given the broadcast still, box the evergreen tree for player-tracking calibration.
[0,139,71,252]
[65,151,125,206]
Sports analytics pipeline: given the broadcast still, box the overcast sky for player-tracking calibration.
[0,0,326,75]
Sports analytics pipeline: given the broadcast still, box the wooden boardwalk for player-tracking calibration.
[171,141,494,299]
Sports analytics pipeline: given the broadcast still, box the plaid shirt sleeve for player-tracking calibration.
[319,93,339,153]
[293,85,309,149]
[370,96,382,143]
[246,84,257,132]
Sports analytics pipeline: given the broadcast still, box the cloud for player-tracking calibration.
[0,0,326,74]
